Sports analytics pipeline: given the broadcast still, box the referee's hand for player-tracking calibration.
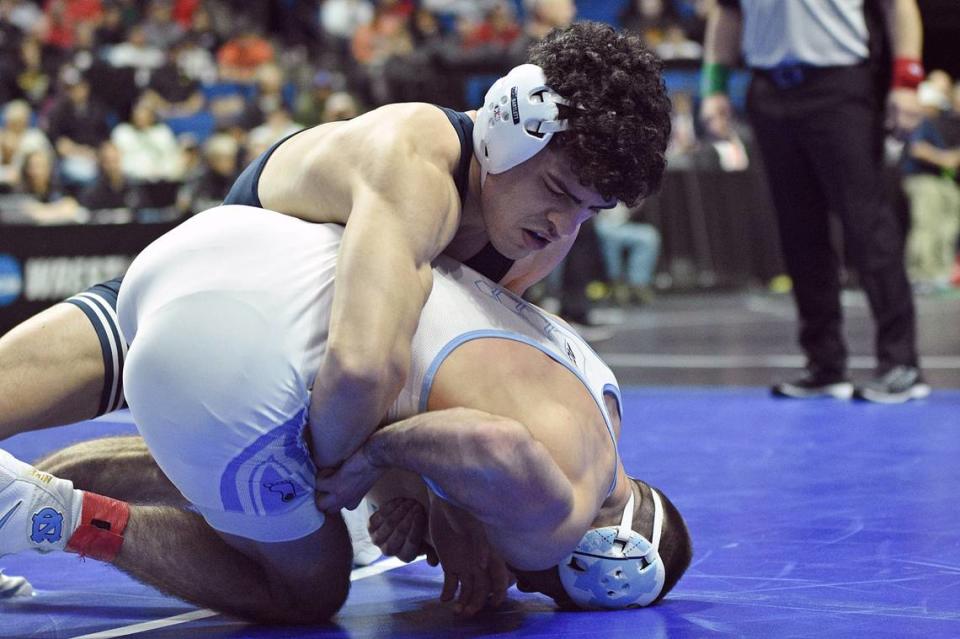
[887,88,923,140]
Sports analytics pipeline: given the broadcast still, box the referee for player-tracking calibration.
[701,0,929,403]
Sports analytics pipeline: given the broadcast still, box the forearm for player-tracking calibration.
[884,0,922,59]
[364,408,573,532]
[703,4,742,67]
[910,141,960,170]
[308,219,431,468]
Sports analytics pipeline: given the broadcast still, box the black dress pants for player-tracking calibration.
[746,64,918,376]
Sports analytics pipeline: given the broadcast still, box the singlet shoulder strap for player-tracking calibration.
[433,105,474,204]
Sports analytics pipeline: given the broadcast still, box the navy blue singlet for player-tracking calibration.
[223,107,514,283]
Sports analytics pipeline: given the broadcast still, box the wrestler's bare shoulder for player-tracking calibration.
[258,103,466,224]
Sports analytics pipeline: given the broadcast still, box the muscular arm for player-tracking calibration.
[283,108,463,468]
[364,409,574,536]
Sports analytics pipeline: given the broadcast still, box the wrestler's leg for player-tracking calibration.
[34,435,185,506]
[115,506,352,623]
[2,447,350,623]
[0,303,104,440]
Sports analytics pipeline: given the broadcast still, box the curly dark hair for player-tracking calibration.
[528,22,671,205]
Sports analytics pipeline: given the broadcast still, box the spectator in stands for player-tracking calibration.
[666,91,697,168]
[217,21,275,83]
[248,106,303,157]
[321,91,359,123]
[78,139,135,214]
[595,202,661,306]
[699,90,750,172]
[294,69,342,128]
[183,3,220,53]
[141,48,204,118]
[14,148,84,223]
[40,0,103,52]
[901,76,960,291]
[141,0,183,50]
[462,2,520,49]
[105,23,165,75]
[0,0,25,62]
[655,23,702,61]
[1,0,42,36]
[523,0,575,41]
[6,36,54,108]
[179,132,238,215]
[321,0,373,64]
[110,97,184,183]
[237,62,289,130]
[94,1,128,47]
[170,32,217,84]
[45,67,110,187]
[0,99,52,192]
[350,3,413,104]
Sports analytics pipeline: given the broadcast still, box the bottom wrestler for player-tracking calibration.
[1,205,691,621]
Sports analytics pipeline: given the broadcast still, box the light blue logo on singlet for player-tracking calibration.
[0,254,23,307]
[220,407,315,517]
[30,508,63,543]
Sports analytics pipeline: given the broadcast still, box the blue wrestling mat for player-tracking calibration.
[3,387,960,638]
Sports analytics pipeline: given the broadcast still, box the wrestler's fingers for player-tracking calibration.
[488,560,511,608]
[369,500,413,546]
[453,573,474,616]
[396,510,426,562]
[440,570,459,603]
[461,570,488,617]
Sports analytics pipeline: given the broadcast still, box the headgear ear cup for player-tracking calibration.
[472,64,570,181]
[558,486,667,609]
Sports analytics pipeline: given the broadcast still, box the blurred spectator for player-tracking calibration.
[248,107,303,157]
[3,0,43,34]
[78,139,135,214]
[350,4,412,66]
[95,2,128,47]
[111,98,184,182]
[5,37,54,108]
[901,76,960,291]
[523,0,575,40]
[351,5,413,103]
[171,32,217,84]
[595,202,661,305]
[294,69,343,127]
[142,51,204,118]
[106,24,165,76]
[14,148,85,223]
[699,91,750,172]
[321,91,359,123]
[462,2,520,49]
[141,0,183,50]
[926,69,952,101]
[666,91,697,167]
[238,62,288,130]
[45,67,110,186]
[655,23,702,61]
[40,0,103,51]
[0,0,25,59]
[170,0,198,29]
[183,3,220,53]
[0,99,52,192]
[217,22,275,82]
[179,132,237,214]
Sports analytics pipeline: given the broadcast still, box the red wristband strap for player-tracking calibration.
[892,57,924,90]
[65,492,131,562]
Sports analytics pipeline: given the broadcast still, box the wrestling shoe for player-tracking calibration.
[0,448,81,557]
[771,371,854,399]
[854,366,931,404]
[342,497,382,567]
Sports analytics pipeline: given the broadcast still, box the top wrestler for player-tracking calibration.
[0,23,672,474]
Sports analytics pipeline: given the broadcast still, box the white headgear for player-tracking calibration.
[472,64,570,180]
[558,485,666,609]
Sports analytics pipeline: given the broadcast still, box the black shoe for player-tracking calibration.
[854,366,931,404]
[771,371,853,399]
